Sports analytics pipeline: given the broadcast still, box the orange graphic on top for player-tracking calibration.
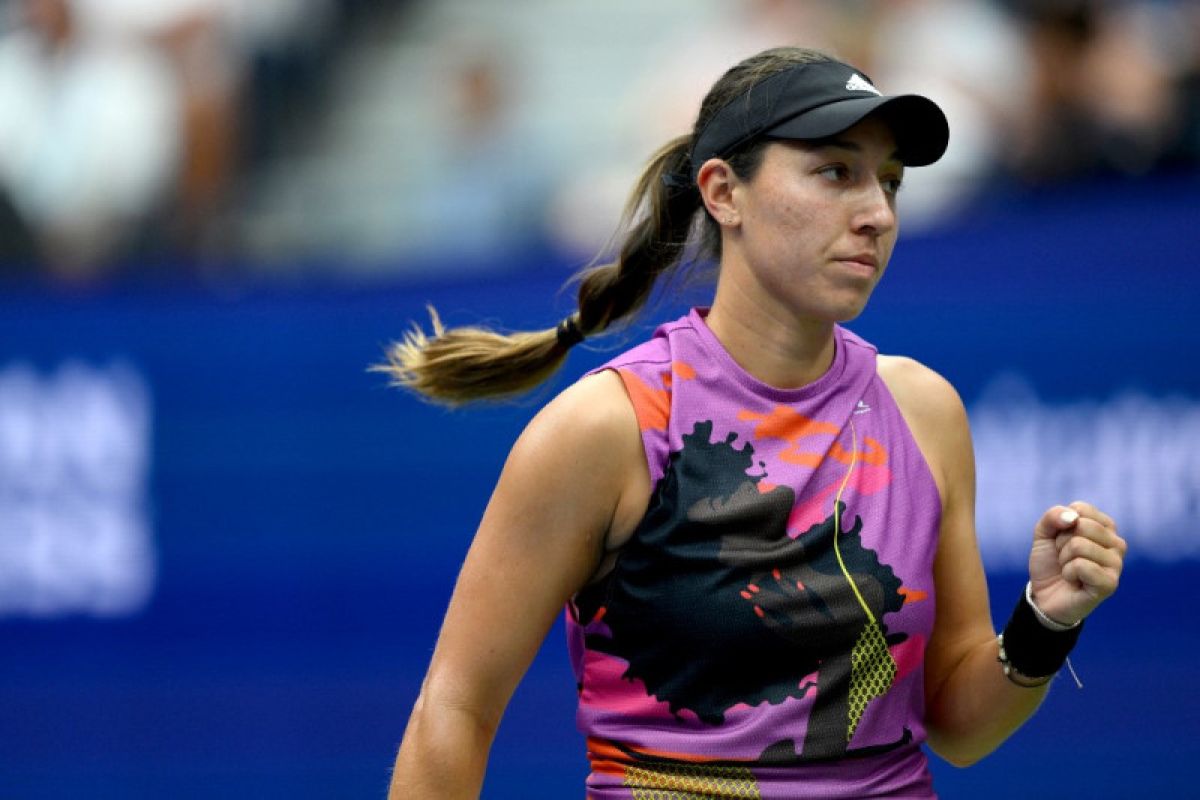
[667,361,697,383]
[616,362,696,432]
[586,736,745,773]
[738,405,888,468]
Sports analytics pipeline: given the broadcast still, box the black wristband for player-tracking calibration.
[1000,591,1084,678]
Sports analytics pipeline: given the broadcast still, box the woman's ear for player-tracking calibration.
[696,158,740,227]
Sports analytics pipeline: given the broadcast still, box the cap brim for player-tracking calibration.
[765,94,949,167]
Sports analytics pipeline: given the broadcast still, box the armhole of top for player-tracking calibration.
[873,361,946,517]
[598,364,670,490]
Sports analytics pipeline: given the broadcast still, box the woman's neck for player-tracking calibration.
[704,292,836,391]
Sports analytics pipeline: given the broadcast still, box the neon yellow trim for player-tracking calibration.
[833,417,876,625]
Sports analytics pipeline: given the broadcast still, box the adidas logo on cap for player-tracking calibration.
[845,73,881,96]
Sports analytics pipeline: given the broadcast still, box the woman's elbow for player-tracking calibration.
[937,750,984,769]
[925,730,994,768]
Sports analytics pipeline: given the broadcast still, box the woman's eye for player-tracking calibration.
[882,176,904,195]
[818,165,849,182]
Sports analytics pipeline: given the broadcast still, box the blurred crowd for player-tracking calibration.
[0,0,1196,284]
[556,0,1200,254]
[0,0,404,281]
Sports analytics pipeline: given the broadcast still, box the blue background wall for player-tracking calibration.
[1,174,1198,798]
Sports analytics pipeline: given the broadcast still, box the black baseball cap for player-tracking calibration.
[689,58,950,180]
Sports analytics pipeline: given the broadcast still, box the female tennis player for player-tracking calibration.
[381,46,1126,799]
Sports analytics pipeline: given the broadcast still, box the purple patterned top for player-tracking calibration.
[566,309,943,799]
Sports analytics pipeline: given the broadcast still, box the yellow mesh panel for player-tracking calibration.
[834,416,900,743]
[848,619,897,742]
[625,762,762,799]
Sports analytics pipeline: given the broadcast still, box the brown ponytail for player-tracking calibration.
[376,135,700,405]
[377,46,834,406]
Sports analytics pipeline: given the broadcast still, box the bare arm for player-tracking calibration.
[388,371,647,798]
[879,357,1125,767]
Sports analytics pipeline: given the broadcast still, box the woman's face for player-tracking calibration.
[721,114,904,325]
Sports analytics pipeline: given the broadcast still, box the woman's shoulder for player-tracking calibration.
[876,354,966,423]
[526,369,641,450]
[519,370,650,554]
[875,355,972,501]
[499,371,644,524]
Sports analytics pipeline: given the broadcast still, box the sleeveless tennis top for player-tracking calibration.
[566,309,943,799]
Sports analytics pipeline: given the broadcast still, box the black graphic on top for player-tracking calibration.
[574,420,909,760]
